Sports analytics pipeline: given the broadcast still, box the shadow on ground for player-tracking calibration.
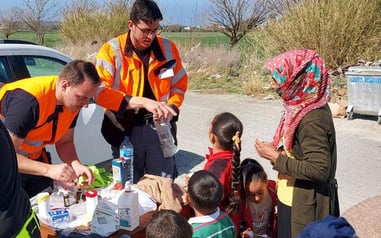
[347,113,380,124]
[175,149,204,177]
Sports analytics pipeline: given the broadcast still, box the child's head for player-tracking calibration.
[240,158,268,203]
[188,170,223,215]
[146,209,193,238]
[209,112,243,151]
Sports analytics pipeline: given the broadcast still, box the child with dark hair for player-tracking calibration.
[240,158,277,238]
[187,170,236,237]
[146,209,193,238]
[203,112,243,233]
[204,112,243,210]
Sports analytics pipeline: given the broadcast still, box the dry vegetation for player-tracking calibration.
[180,44,242,93]
[57,0,381,100]
[249,0,381,70]
[59,0,130,46]
[245,0,381,103]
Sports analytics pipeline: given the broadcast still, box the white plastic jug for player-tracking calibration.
[117,184,139,231]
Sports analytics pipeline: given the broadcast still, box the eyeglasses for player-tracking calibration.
[133,22,162,36]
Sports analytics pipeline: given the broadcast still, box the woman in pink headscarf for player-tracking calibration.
[255,49,340,238]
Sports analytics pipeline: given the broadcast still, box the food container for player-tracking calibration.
[48,208,70,226]
[85,189,98,218]
[37,192,50,220]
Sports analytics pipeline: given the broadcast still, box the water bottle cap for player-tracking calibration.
[124,182,132,192]
[85,189,98,198]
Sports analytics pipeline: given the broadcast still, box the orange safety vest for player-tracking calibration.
[0,76,79,159]
[95,33,187,111]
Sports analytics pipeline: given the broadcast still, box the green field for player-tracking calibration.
[162,31,229,47]
[6,31,62,47]
[5,31,229,48]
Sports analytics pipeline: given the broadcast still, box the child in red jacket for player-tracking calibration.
[204,112,243,213]
[240,158,277,238]
[182,112,243,227]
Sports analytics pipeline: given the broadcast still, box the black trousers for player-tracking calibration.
[278,200,292,238]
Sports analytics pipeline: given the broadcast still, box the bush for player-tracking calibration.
[59,0,130,46]
[248,0,381,70]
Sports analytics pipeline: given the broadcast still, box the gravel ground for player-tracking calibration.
[52,90,381,214]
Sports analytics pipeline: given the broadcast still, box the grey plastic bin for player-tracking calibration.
[345,66,381,124]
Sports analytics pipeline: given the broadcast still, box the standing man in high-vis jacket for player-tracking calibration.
[95,0,187,183]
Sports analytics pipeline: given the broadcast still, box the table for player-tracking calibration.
[40,210,157,238]
[40,203,194,238]
[342,194,381,237]
[39,159,193,237]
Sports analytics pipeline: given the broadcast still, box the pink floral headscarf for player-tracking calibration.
[266,49,330,151]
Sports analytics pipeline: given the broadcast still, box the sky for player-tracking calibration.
[0,0,210,26]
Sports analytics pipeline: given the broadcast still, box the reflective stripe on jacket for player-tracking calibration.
[95,32,187,111]
[0,76,79,159]
[16,210,40,238]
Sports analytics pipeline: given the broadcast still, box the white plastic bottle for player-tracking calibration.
[85,189,98,218]
[117,183,139,231]
[119,136,134,184]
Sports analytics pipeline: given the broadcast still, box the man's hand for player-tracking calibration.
[71,160,95,186]
[46,163,77,182]
[128,97,177,121]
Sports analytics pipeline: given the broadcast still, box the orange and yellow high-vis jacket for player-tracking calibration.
[95,33,187,112]
[0,76,78,159]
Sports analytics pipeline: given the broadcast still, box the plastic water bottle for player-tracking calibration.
[119,136,134,185]
[154,119,177,157]
[117,183,139,231]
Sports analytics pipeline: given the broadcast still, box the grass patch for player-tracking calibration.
[7,31,62,47]
[162,31,230,47]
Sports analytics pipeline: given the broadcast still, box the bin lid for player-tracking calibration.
[345,66,381,75]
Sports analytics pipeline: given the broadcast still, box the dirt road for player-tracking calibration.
[175,91,381,213]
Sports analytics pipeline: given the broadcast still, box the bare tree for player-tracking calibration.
[209,0,272,47]
[0,7,20,39]
[266,0,302,16]
[17,0,60,45]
